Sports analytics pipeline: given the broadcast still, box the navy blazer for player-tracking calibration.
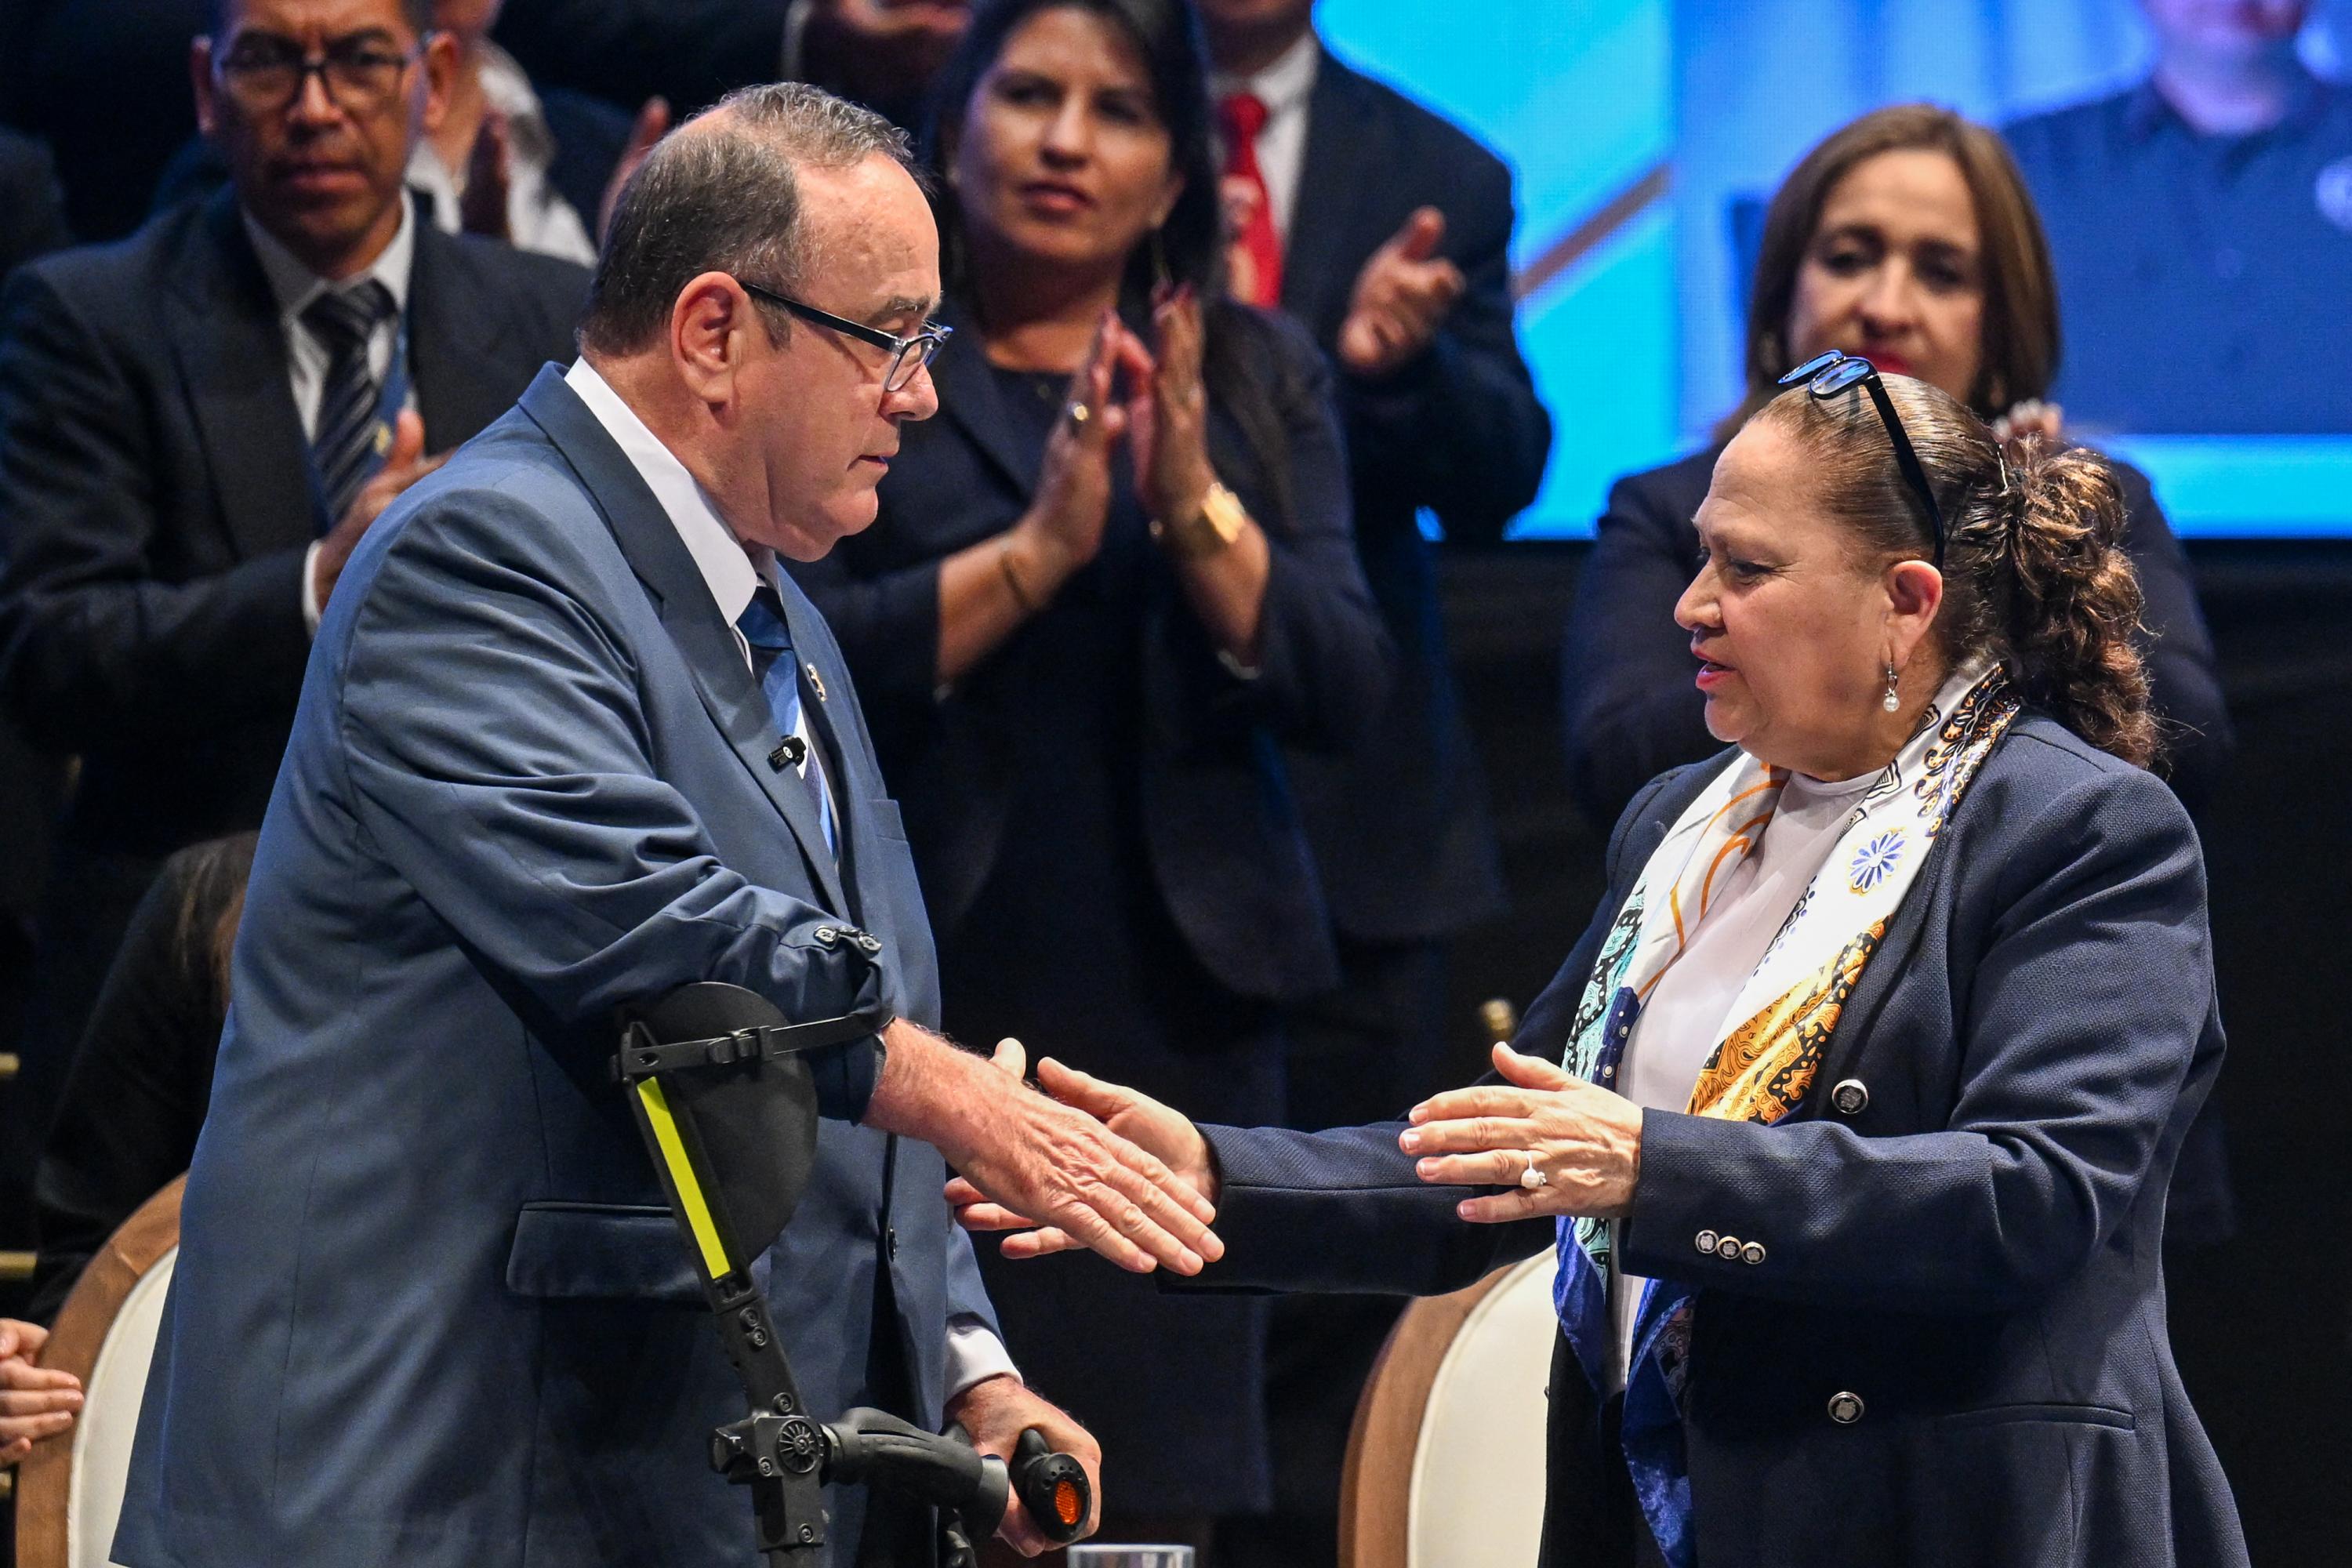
[1561,444,2235,830]
[1197,720,2247,1567]
[790,300,1393,1003]
[1276,47,1553,942]
[113,369,995,1568]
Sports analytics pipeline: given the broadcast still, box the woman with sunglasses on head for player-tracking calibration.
[956,360,2249,1568]
[786,0,1389,1541]
[1563,105,2230,835]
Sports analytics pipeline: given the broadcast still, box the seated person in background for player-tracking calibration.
[1563,105,2230,833]
[789,0,1391,1543]
[154,0,670,263]
[2004,0,2352,433]
[0,0,589,1221]
[28,834,256,1325]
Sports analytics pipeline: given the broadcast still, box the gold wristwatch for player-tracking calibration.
[1151,481,1247,560]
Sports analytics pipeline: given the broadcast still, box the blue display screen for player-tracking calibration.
[1318,0,2352,538]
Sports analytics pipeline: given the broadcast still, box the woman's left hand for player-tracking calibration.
[1127,284,1218,528]
[1400,1043,1645,1223]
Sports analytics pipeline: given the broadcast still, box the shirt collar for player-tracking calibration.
[1212,27,1319,117]
[242,187,418,321]
[561,356,771,623]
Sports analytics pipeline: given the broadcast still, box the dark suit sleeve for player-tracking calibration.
[0,265,310,750]
[1561,470,1715,826]
[1234,312,1396,750]
[2112,466,2233,814]
[1339,153,1552,544]
[334,485,887,1120]
[1618,764,2212,1314]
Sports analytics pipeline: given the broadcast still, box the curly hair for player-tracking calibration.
[1756,377,2157,767]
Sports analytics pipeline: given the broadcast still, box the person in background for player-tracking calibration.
[1,1318,79,1467]
[2004,0,2352,432]
[789,0,1392,1544]
[1561,104,2236,1249]
[1191,3,1552,1559]
[0,0,588,1231]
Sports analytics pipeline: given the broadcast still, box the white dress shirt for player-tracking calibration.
[1604,767,1881,1391]
[1209,27,1321,247]
[407,41,597,267]
[562,357,1019,1401]
[244,192,421,633]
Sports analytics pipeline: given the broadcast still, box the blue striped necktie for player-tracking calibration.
[736,587,839,859]
[303,279,397,528]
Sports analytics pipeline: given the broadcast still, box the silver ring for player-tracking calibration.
[1519,1152,1549,1190]
[1065,401,1091,427]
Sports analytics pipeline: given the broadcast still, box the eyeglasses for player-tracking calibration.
[208,31,431,115]
[1776,350,1947,569]
[735,281,951,394]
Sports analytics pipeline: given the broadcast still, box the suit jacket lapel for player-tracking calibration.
[1282,50,1380,343]
[926,299,1042,496]
[518,368,852,916]
[408,220,524,452]
[169,191,321,557]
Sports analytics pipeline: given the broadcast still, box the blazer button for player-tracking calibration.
[886,1227,901,1261]
[1740,1241,1766,1266]
[856,933,883,954]
[814,926,839,946]
[1831,1079,1870,1116]
[1828,1391,1865,1425]
[1694,1229,1719,1255]
[1715,1235,1744,1262]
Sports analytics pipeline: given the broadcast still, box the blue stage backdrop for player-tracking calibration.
[1319,0,2352,537]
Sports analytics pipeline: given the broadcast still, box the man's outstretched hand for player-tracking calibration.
[865,1021,1221,1275]
[946,1040,1219,1262]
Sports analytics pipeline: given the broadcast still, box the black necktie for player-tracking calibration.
[303,279,397,529]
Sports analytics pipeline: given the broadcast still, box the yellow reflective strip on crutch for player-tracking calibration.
[637,1076,731,1279]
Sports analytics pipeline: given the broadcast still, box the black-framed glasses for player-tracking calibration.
[1777,350,1947,569]
[736,281,951,394]
[207,31,432,115]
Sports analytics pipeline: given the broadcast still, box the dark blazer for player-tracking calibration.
[1561,444,2235,829]
[0,187,589,858]
[1276,47,1553,941]
[114,368,992,1568]
[1198,720,2247,1567]
[790,300,1394,1004]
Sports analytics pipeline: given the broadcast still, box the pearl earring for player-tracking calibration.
[1882,665,1900,713]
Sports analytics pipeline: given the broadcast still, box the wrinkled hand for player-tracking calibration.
[459,109,512,241]
[947,1040,1218,1261]
[1989,398,2063,444]
[946,1373,1101,1555]
[1337,207,1464,379]
[1399,1042,1643,1222]
[2,1318,81,1465]
[1125,285,1215,528]
[312,410,448,610]
[1004,310,1134,593]
[597,96,671,241]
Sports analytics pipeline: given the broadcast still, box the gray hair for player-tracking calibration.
[579,82,919,356]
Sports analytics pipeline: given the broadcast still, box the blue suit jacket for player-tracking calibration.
[1197,720,2248,1566]
[114,368,995,1568]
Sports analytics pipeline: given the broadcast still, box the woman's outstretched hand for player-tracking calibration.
[1401,1042,1645,1223]
[947,1039,1220,1261]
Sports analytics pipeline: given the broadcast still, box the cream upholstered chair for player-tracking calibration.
[15,1176,185,1568]
[1340,1248,1560,1568]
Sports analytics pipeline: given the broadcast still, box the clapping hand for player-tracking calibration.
[2,1318,81,1465]
[459,108,512,242]
[597,97,673,242]
[1399,1042,1645,1222]
[1123,284,1216,528]
[1337,206,1465,380]
[946,1039,1220,1261]
[311,410,450,611]
[1004,310,1136,592]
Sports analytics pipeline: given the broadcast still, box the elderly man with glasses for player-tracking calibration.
[0,0,590,1225]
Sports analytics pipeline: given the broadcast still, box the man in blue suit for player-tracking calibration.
[113,83,1219,1568]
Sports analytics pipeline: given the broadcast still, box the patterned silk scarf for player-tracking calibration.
[1550,659,2020,1565]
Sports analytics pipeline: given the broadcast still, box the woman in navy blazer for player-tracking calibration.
[959,363,2248,1565]
[789,0,1389,1532]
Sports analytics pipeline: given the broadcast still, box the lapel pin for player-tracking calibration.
[768,735,808,770]
[804,663,827,702]
[372,419,393,456]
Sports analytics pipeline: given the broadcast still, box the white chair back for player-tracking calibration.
[64,1246,176,1568]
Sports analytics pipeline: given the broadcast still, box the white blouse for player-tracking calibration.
[1604,767,1882,1392]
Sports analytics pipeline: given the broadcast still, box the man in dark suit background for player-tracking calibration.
[1195,1,1552,1557]
[0,0,589,1210]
